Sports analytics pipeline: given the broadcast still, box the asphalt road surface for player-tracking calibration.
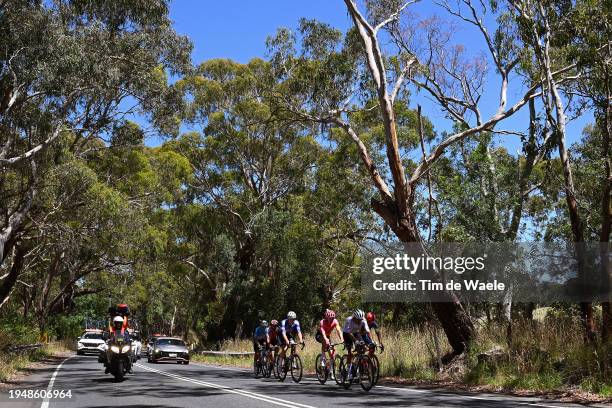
[1,354,609,408]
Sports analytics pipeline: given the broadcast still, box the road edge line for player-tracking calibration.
[40,355,72,408]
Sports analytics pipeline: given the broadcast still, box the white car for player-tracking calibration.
[76,330,107,355]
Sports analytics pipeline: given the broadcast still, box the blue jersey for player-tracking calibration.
[254,326,267,340]
[280,319,301,335]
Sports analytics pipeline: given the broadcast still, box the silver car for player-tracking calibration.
[147,337,190,364]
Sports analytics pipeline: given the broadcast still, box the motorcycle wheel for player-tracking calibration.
[113,360,125,381]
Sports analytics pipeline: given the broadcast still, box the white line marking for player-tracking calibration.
[135,363,317,408]
[40,355,72,408]
[163,362,583,408]
[196,363,251,372]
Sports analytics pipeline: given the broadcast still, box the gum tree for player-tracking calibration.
[269,0,577,356]
[0,0,191,308]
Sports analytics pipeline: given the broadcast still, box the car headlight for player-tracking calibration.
[77,342,83,347]
[110,345,120,353]
[121,345,131,353]
[154,348,160,354]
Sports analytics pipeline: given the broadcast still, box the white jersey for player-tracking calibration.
[343,316,369,334]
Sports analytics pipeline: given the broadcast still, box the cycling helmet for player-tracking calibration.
[366,312,376,322]
[112,315,124,329]
[270,319,279,326]
[324,309,336,320]
[260,320,268,327]
[353,309,365,320]
[287,311,297,320]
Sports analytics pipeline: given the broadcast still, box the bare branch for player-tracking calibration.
[374,1,418,33]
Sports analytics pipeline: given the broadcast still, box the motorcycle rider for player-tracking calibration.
[104,315,132,374]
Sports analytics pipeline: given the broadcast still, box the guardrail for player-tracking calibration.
[8,343,43,353]
[200,350,254,356]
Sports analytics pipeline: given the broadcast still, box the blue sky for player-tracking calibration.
[156,0,593,152]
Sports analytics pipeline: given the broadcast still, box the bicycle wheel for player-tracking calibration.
[333,355,342,385]
[358,355,374,392]
[264,356,273,378]
[370,354,380,385]
[328,355,336,381]
[290,354,303,383]
[315,354,327,384]
[340,355,352,389]
[261,356,269,378]
[275,354,287,382]
[270,358,278,379]
[253,358,260,378]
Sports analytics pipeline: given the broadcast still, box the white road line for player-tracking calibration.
[196,363,251,372]
[154,362,583,408]
[40,355,72,408]
[135,363,317,408]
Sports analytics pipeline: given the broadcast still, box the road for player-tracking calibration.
[1,354,608,408]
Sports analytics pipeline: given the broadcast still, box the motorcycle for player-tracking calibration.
[104,333,133,381]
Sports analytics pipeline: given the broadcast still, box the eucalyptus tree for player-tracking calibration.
[166,58,376,338]
[267,0,578,356]
[0,0,191,307]
[568,0,611,342]
[505,0,611,341]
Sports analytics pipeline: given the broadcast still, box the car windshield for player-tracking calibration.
[82,332,103,340]
[156,339,185,346]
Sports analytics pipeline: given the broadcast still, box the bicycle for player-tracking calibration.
[315,342,343,385]
[267,344,279,379]
[274,339,304,383]
[367,342,384,386]
[338,340,374,391]
[253,343,268,378]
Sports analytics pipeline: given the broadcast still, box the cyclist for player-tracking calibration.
[267,319,280,365]
[315,309,343,368]
[279,311,304,361]
[364,312,384,350]
[342,309,370,380]
[253,320,269,367]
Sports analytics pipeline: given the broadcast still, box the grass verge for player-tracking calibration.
[0,342,70,383]
[193,319,610,400]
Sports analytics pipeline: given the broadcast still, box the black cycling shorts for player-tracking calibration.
[343,332,355,350]
[278,332,295,346]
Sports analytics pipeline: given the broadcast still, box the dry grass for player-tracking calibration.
[192,328,448,380]
[191,317,610,397]
[0,342,70,383]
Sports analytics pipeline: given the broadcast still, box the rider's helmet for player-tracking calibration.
[366,312,376,323]
[324,309,336,321]
[353,309,365,320]
[270,319,279,326]
[112,315,124,331]
[287,311,297,320]
[260,320,268,327]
